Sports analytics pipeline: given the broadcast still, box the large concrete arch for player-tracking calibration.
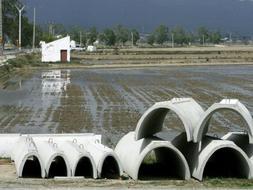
[192,138,253,181]
[222,132,253,164]
[115,132,190,180]
[193,99,253,143]
[84,142,123,179]
[135,98,204,142]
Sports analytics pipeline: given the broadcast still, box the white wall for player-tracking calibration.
[41,36,71,63]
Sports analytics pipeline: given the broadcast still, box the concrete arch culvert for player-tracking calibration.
[34,141,71,178]
[84,142,123,179]
[193,99,253,143]
[100,155,121,179]
[48,155,69,178]
[135,98,204,142]
[58,141,97,178]
[192,138,253,181]
[75,156,94,178]
[115,132,190,180]
[11,136,45,178]
[21,154,43,178]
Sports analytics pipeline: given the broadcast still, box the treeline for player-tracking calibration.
[147,25,222,46]
[3,0,225,48]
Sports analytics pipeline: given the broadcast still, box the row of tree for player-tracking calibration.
[147,25,222,45]
[3,0,223,48]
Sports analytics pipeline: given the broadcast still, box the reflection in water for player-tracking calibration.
[42,70,70,95]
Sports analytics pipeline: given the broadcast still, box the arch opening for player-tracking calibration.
[48,156,67,178]
[203,148,249,179]
[139,108,187,140]
[205,110,249,139]
[75,157,93,178]
[22,156,42,178]
[138,147,187,180]
[101,156,120,179]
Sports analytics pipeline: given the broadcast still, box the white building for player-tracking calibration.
[40,36,71,63]
[87,45,97,52]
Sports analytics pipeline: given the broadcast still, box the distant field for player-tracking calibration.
[71,46,253,67]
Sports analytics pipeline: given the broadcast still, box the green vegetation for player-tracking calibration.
[7,53,44,68]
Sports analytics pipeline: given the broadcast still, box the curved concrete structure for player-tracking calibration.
[58,140,97,178]
[193,99,253,143]
[115,132,190,180]
[192,137,253,181]
[0,134,21,158]
[11,136,45,178]
[222,132,253,166]
[135,98,204,142]
[84,141,123,179]
[34,140,71,178]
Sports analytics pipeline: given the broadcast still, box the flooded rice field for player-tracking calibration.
[0,65,253,147]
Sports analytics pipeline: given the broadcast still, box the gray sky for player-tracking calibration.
[22,0,253,35]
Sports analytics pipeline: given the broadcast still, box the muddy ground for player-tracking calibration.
[0,65,253,147]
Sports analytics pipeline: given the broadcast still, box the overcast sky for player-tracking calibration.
[21,0,253,35]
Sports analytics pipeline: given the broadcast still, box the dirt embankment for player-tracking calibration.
[70,46,253,68]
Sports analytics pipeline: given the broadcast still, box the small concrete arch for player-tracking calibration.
[74,156,96,178]
[99,153,121,179]
[193,140,253,181]
[135,98,204,142]
[46,154,70,178]
[20,153,44,178]
[193,99,253,143]
[115,132,190,180]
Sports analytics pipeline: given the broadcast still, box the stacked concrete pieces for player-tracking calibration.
[0,134,122,179]
[115,98,253,181]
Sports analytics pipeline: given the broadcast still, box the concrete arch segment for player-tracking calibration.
[11,136,45,178]
[193,99,253,143]
[34,140,71,178]
[222,132,253,166]
[192,138,253,181]
[135,98,204,142]
[115,132,190,180]
[84,142,123,179]
[58,141,97,179]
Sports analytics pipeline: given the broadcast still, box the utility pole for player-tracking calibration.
[32,8,36,51]
[202,35,205,46]
[15,5,25,51]
[171,33,174,48]
[80,31,82,46]
[131,32,134,47]
[0,0,3,55]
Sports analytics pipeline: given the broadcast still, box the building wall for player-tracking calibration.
[41,36,71,63]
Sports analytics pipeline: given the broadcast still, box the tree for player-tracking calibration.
[171,26,188,45]
[102,28,116,46]
[3,0,34,47]
[69,25,86,46]
[87,27,98,45]
[197,26,209,43]
[209,31,221,44]
[131,29,140,45]
[154,25,169,44]
[114,25,129,45]
[147,34,155,45]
